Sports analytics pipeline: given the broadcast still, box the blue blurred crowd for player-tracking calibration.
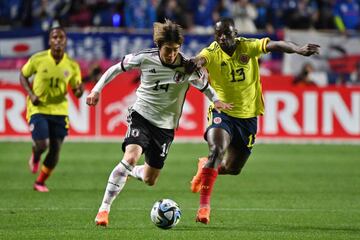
[0,0,359,34]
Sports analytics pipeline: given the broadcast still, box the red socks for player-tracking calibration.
[36,166,53,185]
[199,167,218,208]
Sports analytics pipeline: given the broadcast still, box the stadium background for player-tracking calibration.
[0,1,359,239]
[1,0,359,142]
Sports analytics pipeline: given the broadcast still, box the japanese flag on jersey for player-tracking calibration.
[0,36,44,58]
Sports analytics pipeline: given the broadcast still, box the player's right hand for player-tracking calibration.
[30,94,40,106]
[298,43,320,56]
[213,100,233,113]
[86,91,100,106]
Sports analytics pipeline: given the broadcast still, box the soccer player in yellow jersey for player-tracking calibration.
[190,17,320,224]
[20,27,83,192]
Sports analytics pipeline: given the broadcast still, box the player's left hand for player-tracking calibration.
[73,83,84,98]
[213,100,233,113]
[298,44,320,56]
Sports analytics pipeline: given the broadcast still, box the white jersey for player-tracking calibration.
[92,48,218,129]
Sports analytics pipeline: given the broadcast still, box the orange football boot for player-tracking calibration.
[95,211,109,226]
[196,207,210,224]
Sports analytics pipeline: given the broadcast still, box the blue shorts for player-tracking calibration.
[205,109,258,154]
[29,114,69,140]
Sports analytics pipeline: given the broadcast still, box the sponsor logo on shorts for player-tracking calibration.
[29,123,34,132]
[213,117,222,124]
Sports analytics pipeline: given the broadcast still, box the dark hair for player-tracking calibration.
[49,26,66,36]
[216,17,235,27]
[153,19,184,48]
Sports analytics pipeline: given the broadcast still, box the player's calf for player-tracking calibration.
[190,157,208,193]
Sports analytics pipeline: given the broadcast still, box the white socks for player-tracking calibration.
[99,160,133,212]
[130,165,145,181]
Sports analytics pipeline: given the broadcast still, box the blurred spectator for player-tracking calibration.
[124,0,157,30]
[192,0,217,33]
[258,0,285,30]
[349,62,360,85]
[67,0,92,27]
[333,0,360,34]
[31,0,72,31]
[92,1,124,27]
[212,0,232,24]
[230,0,258,33]
[253,0,274,33]
[293,62,317,86]
[157,0,190,29]
[177,0,194,29]
[285,0,319,29]
[315,0,336,30]
[0,0,25,27]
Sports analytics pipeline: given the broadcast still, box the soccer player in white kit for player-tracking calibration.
[86,19,232,227]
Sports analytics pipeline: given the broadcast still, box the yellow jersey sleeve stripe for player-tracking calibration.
[262,38,270,54]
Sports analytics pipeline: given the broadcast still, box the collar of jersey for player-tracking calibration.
[47,49,66,64]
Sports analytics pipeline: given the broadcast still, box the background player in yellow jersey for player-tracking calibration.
[190,17,320,224]
[20,27,83,192]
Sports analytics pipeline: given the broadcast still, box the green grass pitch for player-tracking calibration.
[0,142,359,240]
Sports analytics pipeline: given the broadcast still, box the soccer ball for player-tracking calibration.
[150,199,181,229]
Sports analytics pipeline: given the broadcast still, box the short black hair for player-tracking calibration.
[216,17,235,27]
[49,26,66,36]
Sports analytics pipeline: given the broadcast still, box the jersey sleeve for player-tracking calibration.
[91,53,143,92]
[188,68,219,102]
[21,56,35,78]
[246,37,270,57]
[122,52,143,70]
[197,41,216,66]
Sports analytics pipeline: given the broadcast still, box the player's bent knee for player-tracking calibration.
[35,140,49,153]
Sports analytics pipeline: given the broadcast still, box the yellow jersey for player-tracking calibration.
[21,50,81,120]
[199,37,269,118]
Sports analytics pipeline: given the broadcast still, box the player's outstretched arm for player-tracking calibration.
[86,62,125,106]
[194,56,207,68]
[266,41,320,57]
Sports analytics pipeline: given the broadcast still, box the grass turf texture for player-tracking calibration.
[0,142,359,240]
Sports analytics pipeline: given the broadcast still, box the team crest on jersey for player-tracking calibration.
[64,70,69,77]
[213,117,222,124]
[239,54,250,64]
[173,71,185,83]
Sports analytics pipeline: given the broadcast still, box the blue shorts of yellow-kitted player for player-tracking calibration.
[29,114,69,140]
[204,109,258,154]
